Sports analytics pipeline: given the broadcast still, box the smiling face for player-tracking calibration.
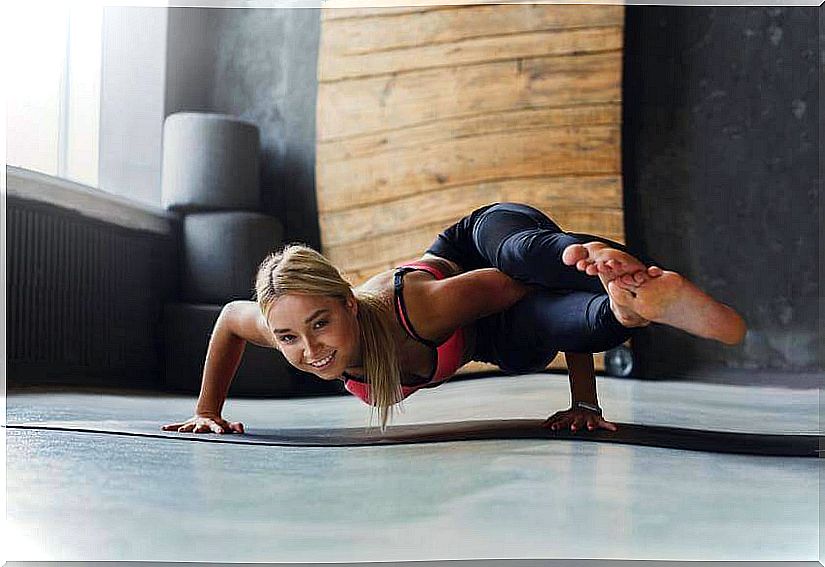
[266,293,361,380]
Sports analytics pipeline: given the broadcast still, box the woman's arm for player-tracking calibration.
[196,301,275,414]
[162,301,273,434]
[416,268,540,338]
[565,351,598,407]
[543,352,618,432]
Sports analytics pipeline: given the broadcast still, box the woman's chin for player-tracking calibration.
[312,369,338,380]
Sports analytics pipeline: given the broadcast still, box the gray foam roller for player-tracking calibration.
[161,112,261,212]
[183,211,284,303]
[163,303,344,397]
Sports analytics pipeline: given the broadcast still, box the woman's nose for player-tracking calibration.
[304,338,324,356]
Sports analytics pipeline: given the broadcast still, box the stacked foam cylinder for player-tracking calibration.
[160,113,335,397]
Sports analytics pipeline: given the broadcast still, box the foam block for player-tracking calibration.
[182,211,284,303]
[163,302,344,397]
[161,113,261,212]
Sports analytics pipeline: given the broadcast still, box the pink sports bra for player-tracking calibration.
[343,262,465,405]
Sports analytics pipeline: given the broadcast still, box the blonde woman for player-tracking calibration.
[163,202,746,435]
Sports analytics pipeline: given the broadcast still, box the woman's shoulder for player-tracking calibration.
[417,253,465,278]
[353,254,464,295]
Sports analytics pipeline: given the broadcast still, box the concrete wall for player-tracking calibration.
[164,8,219,117]
[165,7,322,250]
[623,7,821,377]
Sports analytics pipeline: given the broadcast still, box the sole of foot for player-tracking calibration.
[562,242,650,285]
[608,270,747,345]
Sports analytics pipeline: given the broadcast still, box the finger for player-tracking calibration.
[576,259,589,271]
[162,423,183,431]
[178,423,195,433]
[585,264,600,276]
[545,410,566,422]
[648,266,663,277]
[229,422,244,434]
[546,417,569,431]
[632,271,647,284]
[192,423,208,433]
[600,419,619,432]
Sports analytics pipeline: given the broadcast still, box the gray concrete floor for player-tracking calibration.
[5,373,823,561]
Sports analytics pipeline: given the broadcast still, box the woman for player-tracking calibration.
[163,202,746,435]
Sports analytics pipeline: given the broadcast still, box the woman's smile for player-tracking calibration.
[307,351,336,369]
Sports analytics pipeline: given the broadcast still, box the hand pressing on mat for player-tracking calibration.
[162,414,245,435]
[543,407,618,433]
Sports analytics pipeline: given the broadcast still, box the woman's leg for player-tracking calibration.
[428,202,746,347]
[426,202,657,293]
[474,288,634,373]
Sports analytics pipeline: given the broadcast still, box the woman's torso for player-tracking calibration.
[353,253,477,383]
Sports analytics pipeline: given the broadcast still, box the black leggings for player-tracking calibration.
[425,202,658,373]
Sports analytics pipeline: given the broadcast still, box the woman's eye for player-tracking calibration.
[280,335,295,343]
[314,320,328,329]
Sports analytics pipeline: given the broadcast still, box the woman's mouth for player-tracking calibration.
[307,351,336,370]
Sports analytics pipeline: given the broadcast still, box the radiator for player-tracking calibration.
[7,196,179,388]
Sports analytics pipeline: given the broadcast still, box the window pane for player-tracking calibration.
[66,4,103,187]
[6,4,69,176]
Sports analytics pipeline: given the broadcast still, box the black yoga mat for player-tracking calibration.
[6,419,821,457]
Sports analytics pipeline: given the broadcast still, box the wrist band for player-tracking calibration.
[573,401,602,415]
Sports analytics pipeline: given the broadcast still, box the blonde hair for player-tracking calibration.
[254,243,404,431]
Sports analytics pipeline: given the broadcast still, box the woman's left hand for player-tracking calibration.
[543,407,618,432]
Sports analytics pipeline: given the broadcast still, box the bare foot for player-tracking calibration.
[603,267,665,328]
[563,242,650,285]
[609,269,747,345]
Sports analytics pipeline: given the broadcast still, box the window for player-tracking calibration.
[7,3,103,188]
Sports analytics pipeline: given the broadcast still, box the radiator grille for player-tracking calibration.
[7,197,179,386]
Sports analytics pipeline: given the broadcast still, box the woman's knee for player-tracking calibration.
[495,229,589,288]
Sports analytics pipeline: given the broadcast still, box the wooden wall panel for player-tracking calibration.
[316,3,626,372]
[318,53,622,141]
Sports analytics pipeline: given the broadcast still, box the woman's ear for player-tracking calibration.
[346,296,358,318]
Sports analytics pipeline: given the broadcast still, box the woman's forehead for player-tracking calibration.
[267,294,338,322]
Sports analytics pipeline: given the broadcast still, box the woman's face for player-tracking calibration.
[266,293,360,380]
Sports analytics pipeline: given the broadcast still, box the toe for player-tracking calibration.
[608,280,634,304]
[620,274,638,287]
[562,244,588,266]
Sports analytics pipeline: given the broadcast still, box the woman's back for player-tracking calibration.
[348,253,479,384]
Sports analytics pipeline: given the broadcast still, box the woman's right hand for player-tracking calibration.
[161,414,245,434]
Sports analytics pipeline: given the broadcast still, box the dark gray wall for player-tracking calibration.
[165,8,219,116]
[165,7,321,250]
[623,7,821,378]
